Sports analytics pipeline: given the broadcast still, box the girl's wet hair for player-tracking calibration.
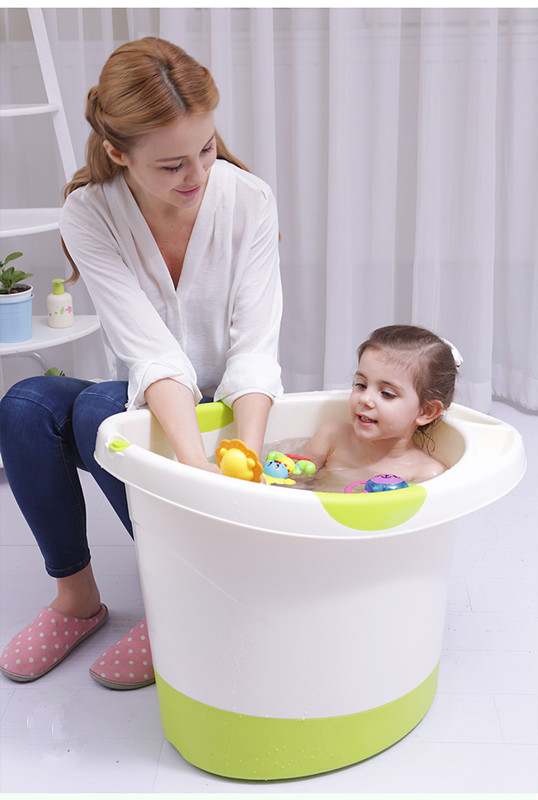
[357,324,459,450]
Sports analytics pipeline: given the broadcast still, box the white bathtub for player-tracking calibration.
[95,390,526,780]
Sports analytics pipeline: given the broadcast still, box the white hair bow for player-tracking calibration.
[441,338,463,368]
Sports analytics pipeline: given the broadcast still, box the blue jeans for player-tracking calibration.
[0,377,132,578]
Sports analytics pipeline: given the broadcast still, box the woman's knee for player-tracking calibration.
[72,381,128,453]
[0,376,53,421]
[0,377,94,474]
[0,376,90,437]
[73,381,127,423]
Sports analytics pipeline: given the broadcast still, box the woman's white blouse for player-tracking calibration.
[60,160,283,410]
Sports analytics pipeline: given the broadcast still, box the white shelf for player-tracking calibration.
[0,208,62,237]
[0,315,101,356]
[0,103,60,117]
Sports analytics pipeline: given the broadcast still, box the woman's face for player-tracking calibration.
[105,111,217,214]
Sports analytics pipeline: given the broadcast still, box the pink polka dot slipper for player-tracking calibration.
[89,617,155,690]
[0,603,108,683]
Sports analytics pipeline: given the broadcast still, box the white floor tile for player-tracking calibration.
[446,576,472,612]
[0,687,15,720]
[451,527,537,579]
[465,576,538,614]
[409,691,503,743]
[494,693,538,744]
[443,610,537,651]
[0,735,163,793]
[1,683,163,741]
[339,740,538,793]
[438,649,538,695]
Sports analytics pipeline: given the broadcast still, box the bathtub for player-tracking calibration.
[95,390,525,780]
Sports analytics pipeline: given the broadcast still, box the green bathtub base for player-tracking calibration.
[155,662,439,780]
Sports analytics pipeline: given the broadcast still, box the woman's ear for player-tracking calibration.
[416,399,444,427]
[103,140,127,167]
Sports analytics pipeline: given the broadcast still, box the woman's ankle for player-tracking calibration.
[50,597,102,620]
[51,564,101,619]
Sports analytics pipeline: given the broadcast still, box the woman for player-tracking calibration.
[0,37,282,690]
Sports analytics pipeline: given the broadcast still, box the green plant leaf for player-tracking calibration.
[10,270,33,284]
[3,252,23,266]
[0,265,33,292]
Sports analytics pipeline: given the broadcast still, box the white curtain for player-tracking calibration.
[1,7,536,411]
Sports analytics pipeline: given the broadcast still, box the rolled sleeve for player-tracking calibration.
[214,187,283,407]
[127,356,202,410]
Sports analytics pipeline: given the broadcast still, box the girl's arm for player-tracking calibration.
[300,421,339,470]
[145,379,220,473]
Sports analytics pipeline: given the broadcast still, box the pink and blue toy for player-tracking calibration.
[345,473,410,494]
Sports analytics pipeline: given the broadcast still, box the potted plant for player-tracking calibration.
[0,251,34,343]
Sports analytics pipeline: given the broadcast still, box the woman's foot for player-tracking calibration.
[89,618,155,690]
[0,604,109,682]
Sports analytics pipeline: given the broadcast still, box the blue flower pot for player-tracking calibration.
[0,286,33,343]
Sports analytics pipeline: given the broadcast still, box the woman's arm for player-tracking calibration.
[146,383,271,473]
[145,379,220,473]
[231,392,272,459]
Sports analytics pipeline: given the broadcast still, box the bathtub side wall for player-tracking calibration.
[129,484,456,720]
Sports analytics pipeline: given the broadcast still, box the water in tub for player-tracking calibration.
[261,437,371,493]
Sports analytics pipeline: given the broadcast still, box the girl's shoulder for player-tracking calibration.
[410,450,447,482]
[316,419,351,436]
[308,420,352,449]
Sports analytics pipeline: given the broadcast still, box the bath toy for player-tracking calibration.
[263,456,296,486]
[216,439,263,482]
[263,459,290,479]
[262,451,316,486]
[345,474,409,494]
[263,458,294,481]
[288,456,317,477]
[266,451,296,475]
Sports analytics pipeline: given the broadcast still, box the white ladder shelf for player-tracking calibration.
[0,8,100,406]
[0,7,78,225]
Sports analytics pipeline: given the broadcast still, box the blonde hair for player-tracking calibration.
[62,37,249,282]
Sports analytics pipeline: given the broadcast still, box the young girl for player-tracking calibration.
[300,325,461,487]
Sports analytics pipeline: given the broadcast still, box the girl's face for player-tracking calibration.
[104,111,217,214]
[349,348,435,444]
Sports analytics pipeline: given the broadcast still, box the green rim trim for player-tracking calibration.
[155,662,439,780]
[314,483,427,531]
[195,401,234,433]
[108,438,131,452]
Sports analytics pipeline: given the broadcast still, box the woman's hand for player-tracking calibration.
[145,379,218,470]
[192,459,222,476]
